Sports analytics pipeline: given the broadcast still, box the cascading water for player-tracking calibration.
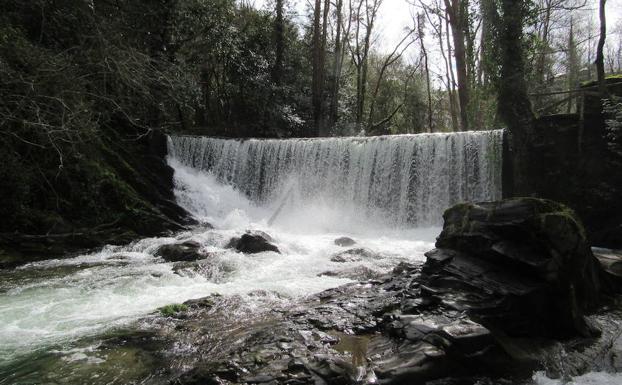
[2,130,619,384]
[167,131,504,231]
[0,130,511,384]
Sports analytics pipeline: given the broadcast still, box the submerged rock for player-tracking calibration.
[226,232,280,254]
[318,266,383,280]
[155,241,205,262]
[330,248,380,263]
[334,237,356,247]
[171,255,235,283]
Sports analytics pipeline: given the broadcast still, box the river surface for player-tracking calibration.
[0,131,620,384]
[0,161,438,383]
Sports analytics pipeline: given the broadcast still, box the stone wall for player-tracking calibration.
[503,83,622,248]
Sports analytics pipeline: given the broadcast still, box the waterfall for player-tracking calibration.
[167,131,503,229]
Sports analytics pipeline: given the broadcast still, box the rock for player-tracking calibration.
[226,232,280,254]
[104,199,622,385]
[593,248,622,288]
[318,266,383,281]
[247,230,274,242]
[423,198,606,338]
[155,241,204,262]
[593,248,622,277]
[330,248,380,263]
[171,253,237,282]
[334,237,356,247]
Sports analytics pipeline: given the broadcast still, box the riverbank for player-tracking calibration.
[0,130,193,268]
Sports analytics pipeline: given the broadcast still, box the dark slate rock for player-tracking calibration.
[127,199,622,385]
[227,232,280,254]
[424,198,606,338]
[334,237,356,247]
[317,266,383,281]
[155,241,204,262]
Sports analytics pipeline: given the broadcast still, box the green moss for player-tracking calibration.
[159,303,188,317]
[581,73,622,87]
[442,202,475,234]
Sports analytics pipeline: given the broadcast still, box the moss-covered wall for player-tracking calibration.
[0,129,192,267]
[504,82,622,248]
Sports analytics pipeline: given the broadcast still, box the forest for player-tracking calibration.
[1,0,620,240]
[1,1,622,384]
[3,0,619,138]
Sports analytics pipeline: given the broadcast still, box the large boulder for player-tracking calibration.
[422,198,605,338]
[226,232,280,254]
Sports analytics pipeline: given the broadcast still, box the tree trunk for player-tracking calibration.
[318,0,331,136]
[596,0,607,96]
[444,0,470,131]
[444,10,459,132]
[311,0,322,137]
[417,14,433,132]
[272,0,284,85]
[329,0,344,130]
[566,18,579,113]
[497,0,535,196]
[536,1,551,87]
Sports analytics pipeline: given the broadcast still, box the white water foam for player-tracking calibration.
[168,131,504,229]
[0,131,504,368]
[533,371,622,384]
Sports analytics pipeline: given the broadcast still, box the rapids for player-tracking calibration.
[168,131,504,229]
[4,130,614,384]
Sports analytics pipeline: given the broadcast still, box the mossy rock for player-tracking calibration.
[431,197,607,338]
[159,303,189,317]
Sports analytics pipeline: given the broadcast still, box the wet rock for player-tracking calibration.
[593,248,622,288]
[227,233,280,254]
[171,256,234,282]
[334,237,356,247]
[330,248,380,263]
[423,198,606,338]
[155,241,204,262]
[247,230,274,242]
[318,266,383,281]
[125,199,622,385]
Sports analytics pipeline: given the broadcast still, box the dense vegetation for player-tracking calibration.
[0,0,619,251]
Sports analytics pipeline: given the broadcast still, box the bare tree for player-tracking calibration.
[312,0,331,136]
[416,13,433,131]
[596,0,607,96]
[311,0,322,136]
[272,0,285,85]
[328,0,345,130]
[367,28,416,132]
[566,17,580,113]
[348,0,382,129]
[444,0,470,130]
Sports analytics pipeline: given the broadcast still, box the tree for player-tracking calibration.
[311,0,331,136]
[349,0,382,130]
[566,17,580,113]
[367,28,415,133]
[329,0,346,130]
[496,0,536,195]
[596,0,607,96]
[273,0,285,84]
[416,13,433,131]
[444,0,470,131]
